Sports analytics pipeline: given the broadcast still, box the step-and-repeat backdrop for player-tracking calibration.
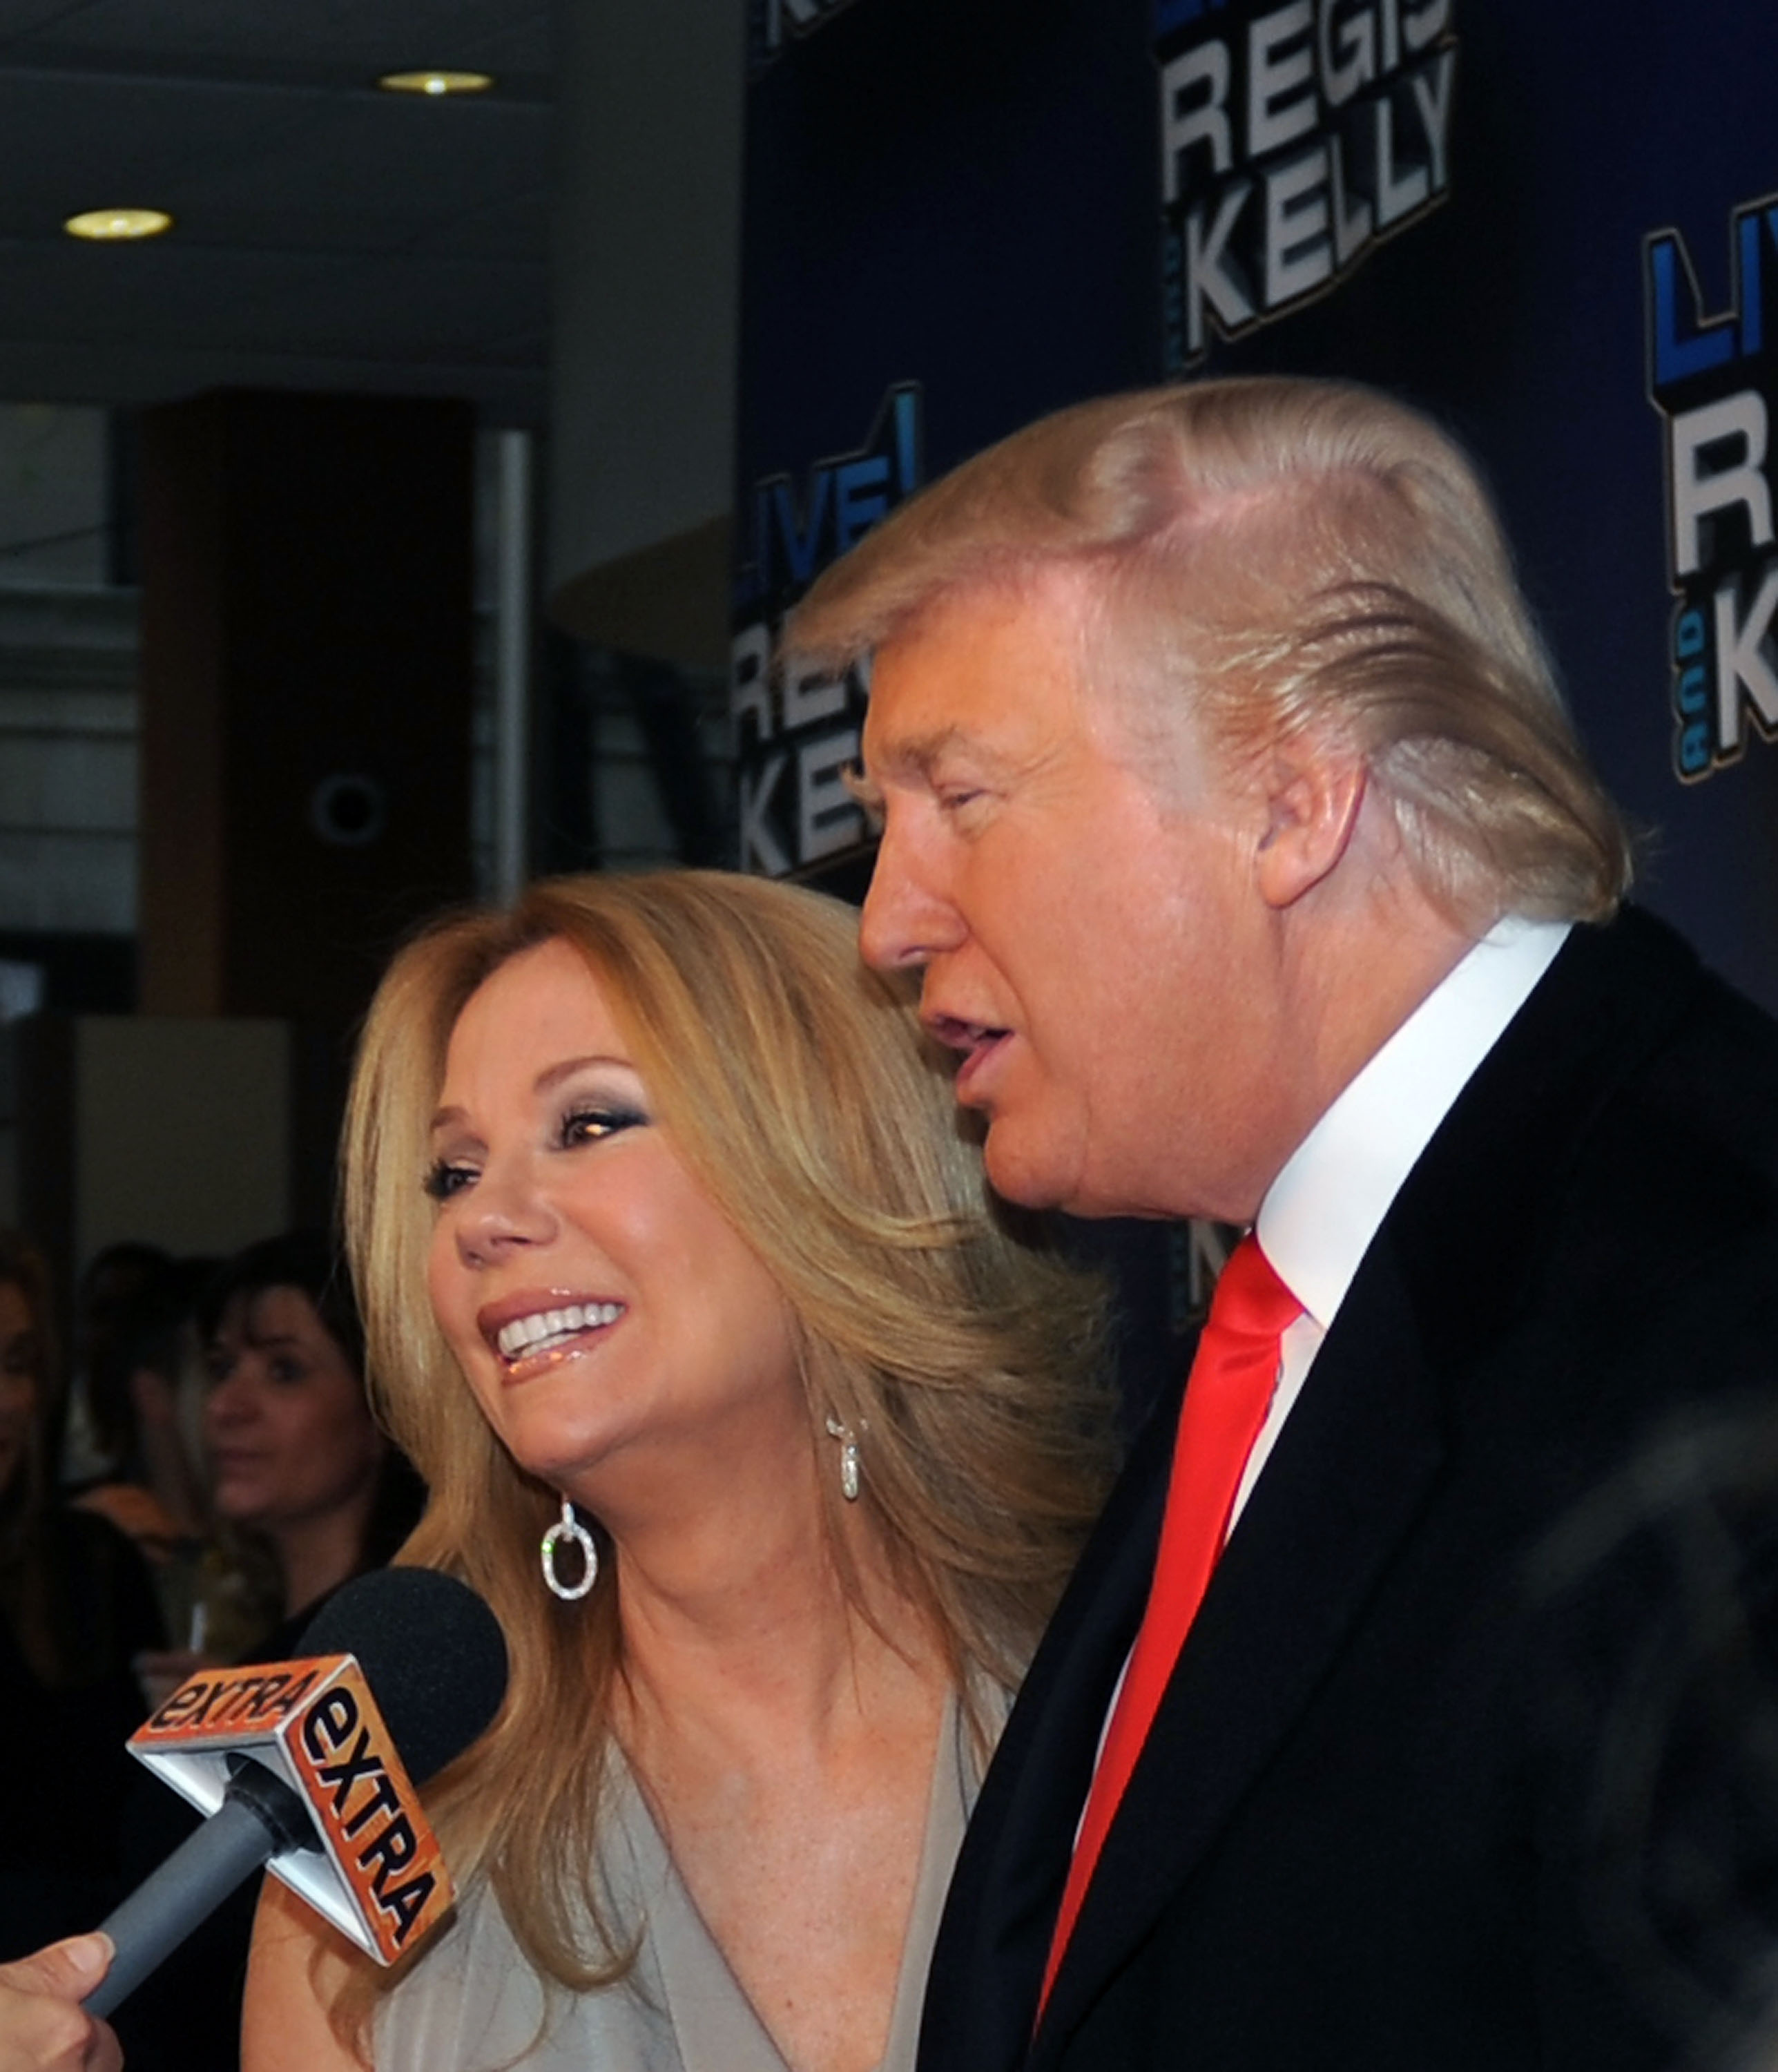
[735,0,1778,1017]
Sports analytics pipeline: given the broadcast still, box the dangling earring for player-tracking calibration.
[824,1416,860,1502]
[541,1495,599,1600]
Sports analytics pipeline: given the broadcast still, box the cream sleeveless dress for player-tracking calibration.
[373,1690,996,2072]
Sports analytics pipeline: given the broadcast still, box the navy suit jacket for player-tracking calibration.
[918,908,1778,2072]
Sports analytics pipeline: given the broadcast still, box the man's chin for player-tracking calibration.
[982,1118,1076,1214]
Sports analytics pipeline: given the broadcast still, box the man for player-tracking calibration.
[786,378,1778,2070]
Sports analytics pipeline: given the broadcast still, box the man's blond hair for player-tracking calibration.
[787,377,1631,928]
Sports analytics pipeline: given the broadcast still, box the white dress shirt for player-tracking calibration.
[1230,915,1571,1528]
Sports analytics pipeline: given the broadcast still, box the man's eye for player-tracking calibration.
[423,1160,476,1202]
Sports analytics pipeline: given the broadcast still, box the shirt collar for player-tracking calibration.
[1255,917,1570,1332]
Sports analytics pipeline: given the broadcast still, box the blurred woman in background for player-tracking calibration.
[197,1231,425,1653]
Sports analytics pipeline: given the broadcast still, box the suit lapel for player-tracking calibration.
[1033,1244,1445,2064]
[917,1363,1180,2072]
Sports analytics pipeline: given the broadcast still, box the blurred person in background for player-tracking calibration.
[0,1228,163,1959]
[63,1244,208,1580]
[114,1233,424,2072]
[195,1231,425,1654]
[61,1243,174,1491]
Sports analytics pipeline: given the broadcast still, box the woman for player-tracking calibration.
[0,1229,163,1959]
[198,1231,425,1651]
[246,871,1110,2072]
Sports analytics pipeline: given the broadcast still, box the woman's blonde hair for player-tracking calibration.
[788,376,1632,931]
[340,869,1110,2017]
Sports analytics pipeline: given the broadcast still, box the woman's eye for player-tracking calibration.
[423,1160,477,1202]
[561,1106,646,1149]
[269,1359,308,1387]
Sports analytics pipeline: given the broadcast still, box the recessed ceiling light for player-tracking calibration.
[377,70,492,96]
[64,208,173,241]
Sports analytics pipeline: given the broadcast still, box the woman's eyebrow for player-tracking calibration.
[429,1054,638,1134]
[429,1052,641,1136]
[533,1053,635,1097]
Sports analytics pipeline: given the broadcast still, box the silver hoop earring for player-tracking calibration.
[541,1496,599,1600]
[824,1416,860,1503]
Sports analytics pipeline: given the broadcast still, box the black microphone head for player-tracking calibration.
[298,1568,508,1785]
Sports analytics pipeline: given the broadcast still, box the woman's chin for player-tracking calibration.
[212,1485,270,1531]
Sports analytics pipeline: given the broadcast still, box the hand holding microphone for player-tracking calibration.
[79,1567,508,2024]
[0,1937,120,2072]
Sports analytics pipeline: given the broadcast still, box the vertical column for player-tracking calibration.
[136,390,476,1221]
[138,390,475,1030]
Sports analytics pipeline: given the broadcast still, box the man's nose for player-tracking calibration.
[858,816,964,972]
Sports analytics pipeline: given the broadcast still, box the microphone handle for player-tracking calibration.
[84,1760,313,2019]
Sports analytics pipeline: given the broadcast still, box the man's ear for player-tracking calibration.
[1253,737,1368,909]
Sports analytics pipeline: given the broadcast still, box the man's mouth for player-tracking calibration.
[926,1013,1010,1056]
[486,1301,625,1366]
[925,1015,1012,1096]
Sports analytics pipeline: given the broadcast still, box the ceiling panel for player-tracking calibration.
[0,0,553,88]
[0,0,555,416]
[0,243,544,355]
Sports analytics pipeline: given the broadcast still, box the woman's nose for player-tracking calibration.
[453,1158,558,1266]
[204,1368,253,1431]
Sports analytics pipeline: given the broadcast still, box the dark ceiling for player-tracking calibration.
[0,0,554,421]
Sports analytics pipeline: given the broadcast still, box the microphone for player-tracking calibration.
[84,1567,508,2019]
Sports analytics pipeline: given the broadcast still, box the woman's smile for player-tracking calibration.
[477,1289,629,1379]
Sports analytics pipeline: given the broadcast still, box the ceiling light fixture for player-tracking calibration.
[377,70,492,96]
[64,208,173,241]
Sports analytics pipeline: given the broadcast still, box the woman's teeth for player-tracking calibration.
[496,1302,623,1359]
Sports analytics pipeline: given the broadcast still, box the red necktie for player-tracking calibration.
[1038,1234,1300,2015]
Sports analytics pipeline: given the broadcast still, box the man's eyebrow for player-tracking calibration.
[864,725,1014,785]
[874,725,965,778]
[844,731,956,822]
